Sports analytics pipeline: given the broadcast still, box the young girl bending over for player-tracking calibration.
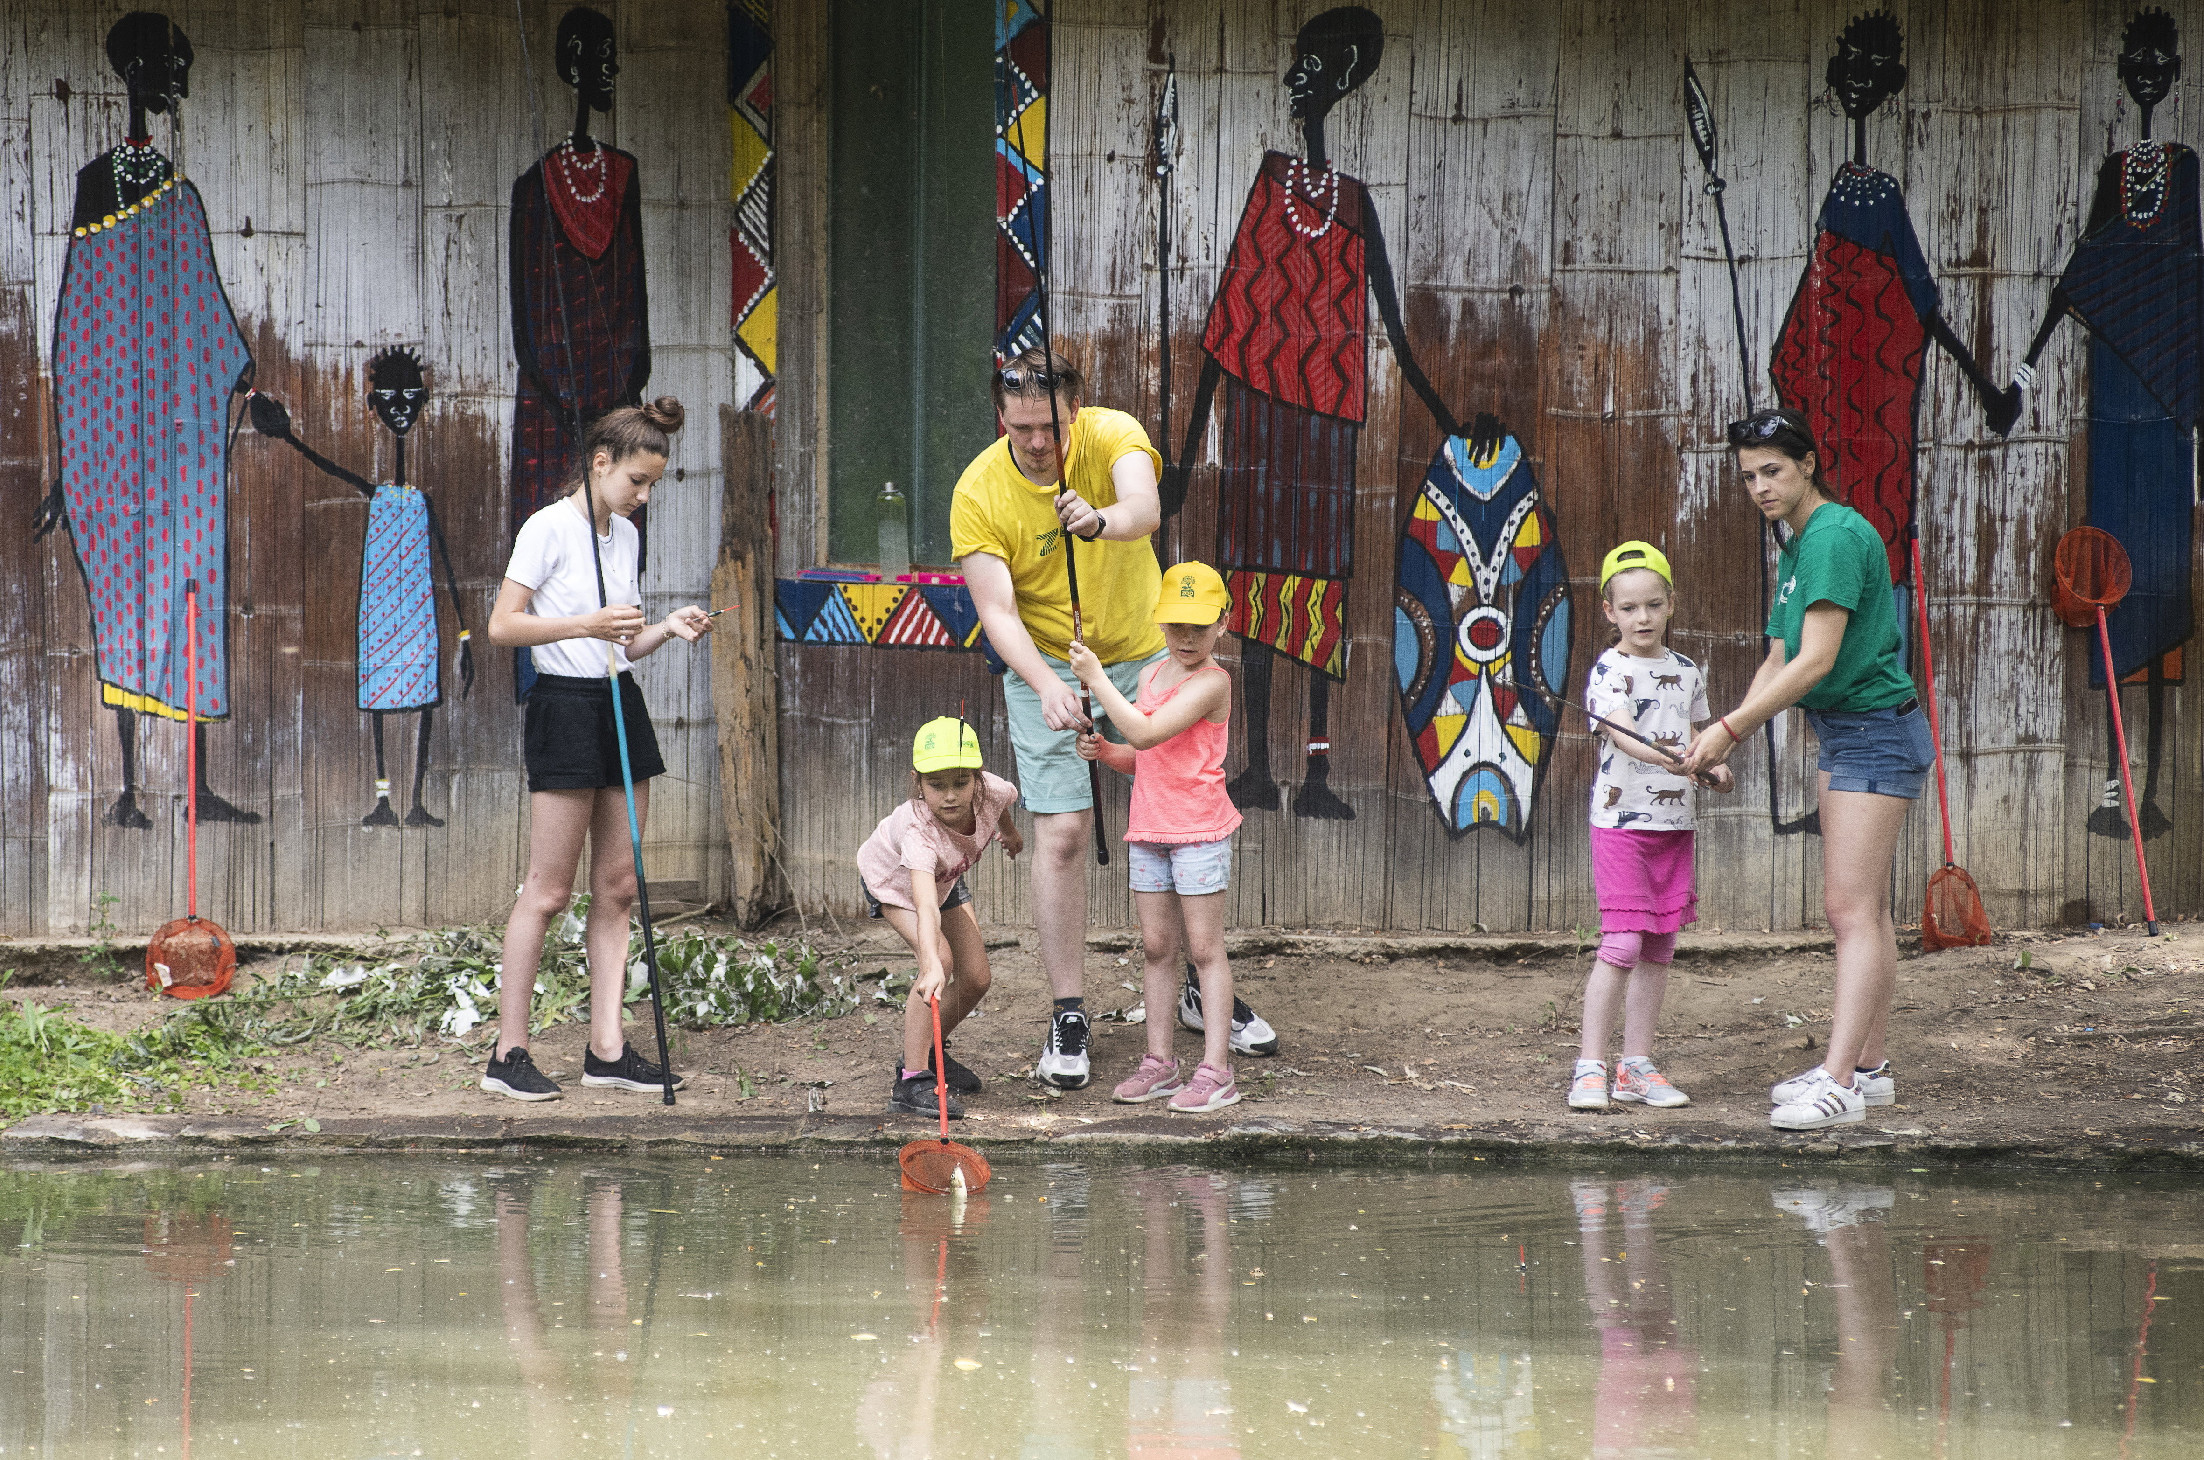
[860,717,1023,1118]
[1571,542,1733,1112]
[1070,562,1245,1113]
[481,398,713,1102]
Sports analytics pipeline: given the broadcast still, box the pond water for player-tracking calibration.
[1,1153,2196,1457]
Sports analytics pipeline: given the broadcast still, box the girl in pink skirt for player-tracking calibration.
[1571,542,1734,1111]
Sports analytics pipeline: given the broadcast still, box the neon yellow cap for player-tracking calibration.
[1599,540,1673,590]
[1155,561,1230,625]
[912,716,982,774]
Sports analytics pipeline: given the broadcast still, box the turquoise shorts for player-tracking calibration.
[1003,650,1163,814]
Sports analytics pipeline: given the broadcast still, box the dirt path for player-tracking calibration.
[5,921,2200,1161]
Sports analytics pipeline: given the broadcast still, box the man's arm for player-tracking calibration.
[1056,450,1161,542]
[961,550,1089,732]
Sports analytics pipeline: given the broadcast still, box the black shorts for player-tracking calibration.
[524,672,667,792]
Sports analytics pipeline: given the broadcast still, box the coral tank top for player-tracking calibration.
[1125,663,1243,845]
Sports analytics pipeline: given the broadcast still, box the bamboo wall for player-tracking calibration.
[773,0,2204,935]
[0,0,740,935]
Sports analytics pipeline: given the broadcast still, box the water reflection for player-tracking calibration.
[0,1158,2195,1457]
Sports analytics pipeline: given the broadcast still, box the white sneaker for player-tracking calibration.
[1768,1069,1866,1130]
[1177,973,1280,1056]
[1036,1008,1092,1090]
[1772,1060,1895,1107]
[1567,1060,1610,1110]
[1770,1185,1895,1234]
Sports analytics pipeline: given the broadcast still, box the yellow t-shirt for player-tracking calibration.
[950,406,1166,664]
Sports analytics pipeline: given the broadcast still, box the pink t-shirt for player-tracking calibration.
[855,770,1020,910]
[1125,664,1242,845]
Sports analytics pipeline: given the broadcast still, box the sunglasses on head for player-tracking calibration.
[996,366,1058,394]
[1726,411,1798,446]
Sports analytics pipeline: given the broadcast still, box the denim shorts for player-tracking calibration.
[859,875,972,920]
[1127,837,1233,896]
[1804,700,1935,800]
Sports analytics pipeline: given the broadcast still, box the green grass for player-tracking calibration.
[0,974,273,1119]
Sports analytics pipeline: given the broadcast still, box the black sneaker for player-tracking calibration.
[481,1046,563,1102]
[931,1041,983,1094]
[890,1068,964,1119]
[579,1045,687,1093]
[1037,1007,1091,1089]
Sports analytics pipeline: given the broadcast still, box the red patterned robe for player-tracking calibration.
[1198,151,1370,678]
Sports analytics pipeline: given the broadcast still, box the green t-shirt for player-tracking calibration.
[1766,503,1915,712]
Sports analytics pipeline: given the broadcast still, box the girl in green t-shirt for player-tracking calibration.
[1681,408,1935,1134]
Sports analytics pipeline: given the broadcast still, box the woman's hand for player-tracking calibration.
[662,604,713,642]
[1681,719,1740,775]
[1074,730,1103,762]
[586,604,647,645]
[1066,640,1105,687]
[1704,762,1736,793]
[912,962,947,1002]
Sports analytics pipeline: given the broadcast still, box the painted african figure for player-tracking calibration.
[1769,12,2006,600]
[1393,434,1571,840]
[247,351,475,827]
[2001,8,2192,840]
[511,6,650,689]
[34,12,256,829]
[1165,6,1459,820]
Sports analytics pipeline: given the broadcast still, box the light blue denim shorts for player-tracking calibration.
[1804,700,1935,800]
[1127,837,1233,896]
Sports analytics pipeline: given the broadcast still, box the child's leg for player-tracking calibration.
[935,902,993,1037]
[1134,890,1187,1063]
[496,789,596,1057]
[1579,931,1641,1063]
[879,904,952,1074]
[585,781,650,1061]
[1619,931,1677,1059]
[1180,890,1231,1071]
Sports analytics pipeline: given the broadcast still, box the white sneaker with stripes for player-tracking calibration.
[1768,1068,1866,1130]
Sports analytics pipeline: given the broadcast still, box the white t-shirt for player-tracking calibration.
[505,497,639,679]
[1586,646,1709,830]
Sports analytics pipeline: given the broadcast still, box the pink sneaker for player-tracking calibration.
[1166,1062,1241,1114]
[1112,1054,1184,1104]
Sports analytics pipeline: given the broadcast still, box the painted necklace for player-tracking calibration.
[2122,137,2170,228]
[1282,155,1341,238]
[111,139,165,203]
[557,134,608,204]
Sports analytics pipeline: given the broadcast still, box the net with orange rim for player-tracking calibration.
[899,1138,992,1194]
[1921,864,1993,951]
[145,917,237,1000]
[2053,526,2132,627]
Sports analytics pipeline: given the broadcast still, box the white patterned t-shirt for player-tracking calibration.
[1585,646,1709,830]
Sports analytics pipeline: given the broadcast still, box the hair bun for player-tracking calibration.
[641,395,685,434]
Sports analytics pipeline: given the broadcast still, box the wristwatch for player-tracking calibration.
[1084,512,1107,541]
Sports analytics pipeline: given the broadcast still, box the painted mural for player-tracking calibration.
[246,352,475,827]
[730,0,776,411]
[1166,7,1472,823]
[2003,7,2193,841]
[1769,11,2006,597]
[994,0,1049,358]
[511,5,652,696]
[35,11,258,830]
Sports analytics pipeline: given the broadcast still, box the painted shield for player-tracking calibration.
[1394,434,1570,839]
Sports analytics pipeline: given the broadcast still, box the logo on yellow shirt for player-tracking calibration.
[1035,525,1062,559]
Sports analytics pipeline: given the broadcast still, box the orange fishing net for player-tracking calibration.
[1921,864,1993,951]
[145,916,236,999]
[2053,525,2131,627]
[898,1139,992,1195]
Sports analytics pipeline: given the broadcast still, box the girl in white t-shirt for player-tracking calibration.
[479,397,714,1103]
[1571,542,1733,1113]
[857,717,1023,1119]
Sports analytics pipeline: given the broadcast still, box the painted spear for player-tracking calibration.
[1684,58,1817,837]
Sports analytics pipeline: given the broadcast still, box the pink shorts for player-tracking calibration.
[1589,827,1697,935]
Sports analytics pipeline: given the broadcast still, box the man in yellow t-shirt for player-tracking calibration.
[951,349,1170,1089]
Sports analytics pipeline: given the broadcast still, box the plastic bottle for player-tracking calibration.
[877,480,910,582]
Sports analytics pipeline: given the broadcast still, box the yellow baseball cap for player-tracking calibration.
[1155,561,1230,625]
[912,716,982,774]
[1599,540,1673,590]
